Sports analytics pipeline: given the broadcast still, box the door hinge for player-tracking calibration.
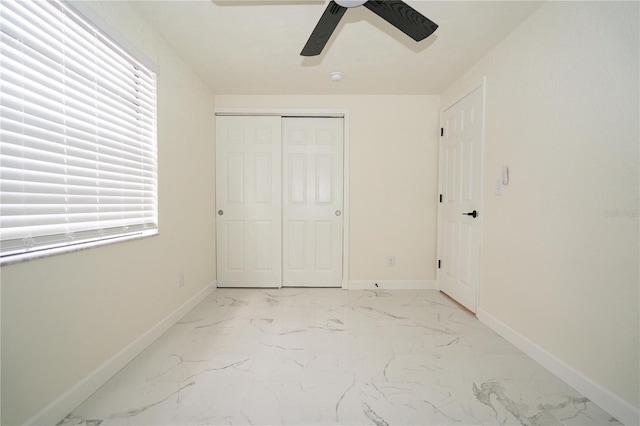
[439,194,443,203]
[440,127,444,137]
[438,260,441,269]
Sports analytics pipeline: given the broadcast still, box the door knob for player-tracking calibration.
[218,210,224,215]
[462,210,477,218]
[335,210,341,216]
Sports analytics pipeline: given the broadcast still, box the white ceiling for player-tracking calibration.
[130,0,544,95]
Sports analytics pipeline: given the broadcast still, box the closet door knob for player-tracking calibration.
[218,210,224,215]
[335,210,341,216]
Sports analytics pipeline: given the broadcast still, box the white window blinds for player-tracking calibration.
[0,0,158,261]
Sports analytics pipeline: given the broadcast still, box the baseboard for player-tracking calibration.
[347,280,438,290]
[477,308,639,426]
[26,283,215,426]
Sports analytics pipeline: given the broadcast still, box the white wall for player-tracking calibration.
[0,2,217,425]
[442,1,639,419]
[215,95,441,285]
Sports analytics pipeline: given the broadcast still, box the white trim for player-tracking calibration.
[477,308,639,426]
[27,284,215,426]
[215,108,346,118]
[347,280,438,290]
[341,114,350,288]
[476,77,487,311]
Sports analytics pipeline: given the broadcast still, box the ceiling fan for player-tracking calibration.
[301,0,438,56]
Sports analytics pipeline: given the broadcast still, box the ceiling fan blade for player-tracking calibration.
[363,0,438,42]
[301,1,348,56]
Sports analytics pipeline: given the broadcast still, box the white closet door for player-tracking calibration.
[282,117,344,287]
[215,116,281,288]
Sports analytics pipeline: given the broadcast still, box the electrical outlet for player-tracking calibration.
[178,271,184,287]
[386,256,395,267]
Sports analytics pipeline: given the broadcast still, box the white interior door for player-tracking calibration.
[438,86,484,312]
[282,117,344,287]
[215,116,281,288]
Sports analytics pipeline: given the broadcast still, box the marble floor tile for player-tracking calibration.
[59,289,619,426]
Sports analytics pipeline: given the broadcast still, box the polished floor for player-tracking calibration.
[59,289,618,425]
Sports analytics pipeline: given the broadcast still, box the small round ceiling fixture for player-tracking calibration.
[329,71,343,82]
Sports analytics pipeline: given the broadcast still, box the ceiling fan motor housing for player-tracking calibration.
[335,0,367,7]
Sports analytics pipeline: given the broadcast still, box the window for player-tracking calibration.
[0,0,158,263]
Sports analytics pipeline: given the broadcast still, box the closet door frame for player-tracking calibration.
[215,108,350,289]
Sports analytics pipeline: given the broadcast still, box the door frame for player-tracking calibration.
[214,108,350,289]
[436,78,486,312]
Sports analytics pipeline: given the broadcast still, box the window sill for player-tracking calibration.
[0,230,159,267]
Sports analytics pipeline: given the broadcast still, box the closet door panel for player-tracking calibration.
[282,117,343,287]
[216,116,281,288]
